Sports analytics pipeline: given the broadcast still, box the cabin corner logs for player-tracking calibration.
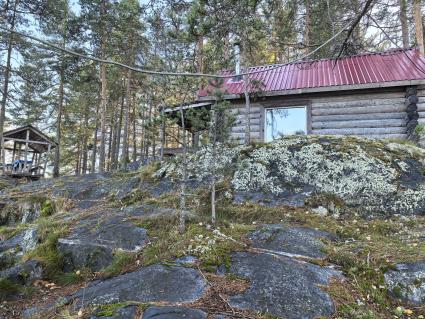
[227,86,425,144]
[406,86,419,141]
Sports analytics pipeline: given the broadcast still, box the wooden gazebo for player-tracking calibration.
[1,125,57,179]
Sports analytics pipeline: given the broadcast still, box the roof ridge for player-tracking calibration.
[220,48,418,73]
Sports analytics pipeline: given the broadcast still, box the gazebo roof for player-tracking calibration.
[3,125,57,153]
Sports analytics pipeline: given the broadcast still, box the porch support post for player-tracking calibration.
[11,141,16,163]
[24,130,29,173]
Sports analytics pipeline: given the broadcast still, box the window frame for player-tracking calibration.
[263,105,310,142]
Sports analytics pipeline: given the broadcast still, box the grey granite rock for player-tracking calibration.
[385,260,425,304]
[58,210,147,272]
[141,306,206,319]
[228,252,339,319]
[0,260,43,285]
[69,264,207,307]
[248,224,336,259]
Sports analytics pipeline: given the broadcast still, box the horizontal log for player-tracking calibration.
[230,132,261,139]
[417,103,425,111]
[312,104,406,116]
[314,98,405,109]
[312,119,406,130]
[231,125,261,133]
[313,112,406,122]
[234,113,262,120]
[311,91,404,103]
[230,107,262,115]
[311,127,407,135]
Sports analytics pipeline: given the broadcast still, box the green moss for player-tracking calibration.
[0,278,22,300]
[24,217,68,281]
[134,213,249,270]
[40,199,54,218]
[103,251,136,277]
[96,302,148,317]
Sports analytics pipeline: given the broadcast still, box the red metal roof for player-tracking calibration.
[198,48,425,97]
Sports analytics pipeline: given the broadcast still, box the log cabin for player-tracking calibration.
[163,48,425,152]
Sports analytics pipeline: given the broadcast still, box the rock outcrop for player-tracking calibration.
[158,136,425,216]
[385,260,425,304]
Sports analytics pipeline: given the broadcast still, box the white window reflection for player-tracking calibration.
[265,107,307,142]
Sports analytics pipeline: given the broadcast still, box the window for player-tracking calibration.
[265,106,307,142]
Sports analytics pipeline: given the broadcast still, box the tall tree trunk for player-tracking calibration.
[132,101,137,162]
[303,0,311,50]
[243,73,251,145]
[98,0,108,172]
[110,106,117,170]
[81,101,89,174]
[179,108,187,234]
[54,67,64,177]
[400,0,409,48]
[115,95,124,166]
[414,0,424,55]
[120,69,132,170]
[0,0,18,173]
[53,2,68,178]
[91,102,100,173]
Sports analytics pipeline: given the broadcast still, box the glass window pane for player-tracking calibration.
[265,107,307,142]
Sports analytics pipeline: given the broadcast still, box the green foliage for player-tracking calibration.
[24,217,68,281]
[40,199,55,218]
[0,278,22,301]
[102,251,136,277]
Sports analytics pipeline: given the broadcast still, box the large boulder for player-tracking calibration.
[58,213,147,271]
[228,252,340,319]
[385,260,425,304]
[67,264,207,307]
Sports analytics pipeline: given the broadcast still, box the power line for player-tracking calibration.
[0,18,352,79]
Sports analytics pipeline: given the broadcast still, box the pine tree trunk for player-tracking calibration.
[98,0,108,172]
[81,101,89,174]
[414,0,424,55]
[303,0,311,50]
[132,101,137,162]
[400,0,409,48]
[0,0,17,173]
[98,57,107,172]
[91,102,100,173]
[179,108,187,234]
[121,69,132,170]
[54,67,64,177]
[243,73,251,145]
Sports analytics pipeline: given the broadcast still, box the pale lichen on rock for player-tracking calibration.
[157,135,425,215]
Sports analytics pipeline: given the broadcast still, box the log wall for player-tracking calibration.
[229,88,409,143]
